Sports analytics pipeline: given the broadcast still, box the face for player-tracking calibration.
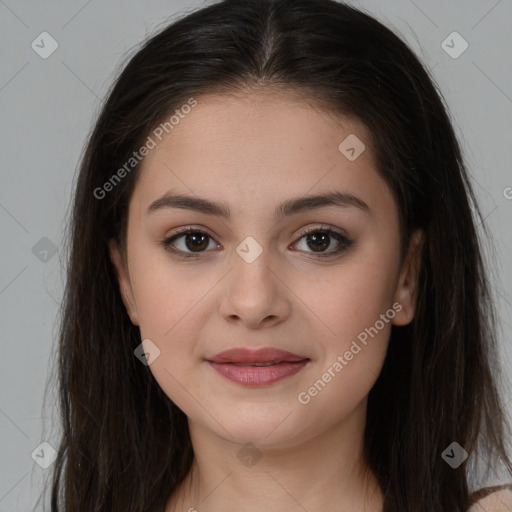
[110,89,422,448]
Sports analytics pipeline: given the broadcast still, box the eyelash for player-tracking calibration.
[161,225,353,260]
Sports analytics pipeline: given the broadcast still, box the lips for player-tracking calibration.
[207,347,308,364]
[206,347,310,387]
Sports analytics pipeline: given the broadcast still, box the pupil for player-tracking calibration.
[186,232,208,252]
[308,232,329,252]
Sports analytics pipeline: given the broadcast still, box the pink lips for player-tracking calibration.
[207,347,309,387]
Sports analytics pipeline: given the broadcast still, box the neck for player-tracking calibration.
[166,400,384,512]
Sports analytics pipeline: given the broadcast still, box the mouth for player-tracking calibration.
[227,361,296,366]
[207,346,307,364]
[206,347,310,387]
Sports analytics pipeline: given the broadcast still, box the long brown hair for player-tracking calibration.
[43,0,512,510]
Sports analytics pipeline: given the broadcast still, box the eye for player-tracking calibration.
[162,226,220,259]
[161,225,353,259]
[292,225,353,257]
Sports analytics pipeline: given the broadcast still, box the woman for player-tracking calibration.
[45,0,512,510]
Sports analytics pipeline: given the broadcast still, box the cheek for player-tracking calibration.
[288,242,398,410]
[128,240,215,339]
[295,343,386,438]
[290,245,400,349]
[294,258,395,419]
[127,245,212,415]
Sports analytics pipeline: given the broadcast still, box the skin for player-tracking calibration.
[109,88,423,512]
[468,489,512,512]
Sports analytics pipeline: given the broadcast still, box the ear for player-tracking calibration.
[108,239,139,326]
[392,229,424,326]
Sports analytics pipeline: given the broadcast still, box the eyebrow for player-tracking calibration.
[147,190,371,219]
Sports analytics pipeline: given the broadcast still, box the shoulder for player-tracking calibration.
[467,484,512,512]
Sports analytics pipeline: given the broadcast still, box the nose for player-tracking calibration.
[218,242,291,329]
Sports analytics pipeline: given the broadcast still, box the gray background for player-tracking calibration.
[1,0,511,509]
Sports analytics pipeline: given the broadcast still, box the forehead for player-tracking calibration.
[130,89,394,222]
[144,88,373,166]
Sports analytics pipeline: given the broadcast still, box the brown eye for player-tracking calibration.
[181,231,209,252]
[162,225,353,260]
[293,227,353,257]
[163,228,220,258]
